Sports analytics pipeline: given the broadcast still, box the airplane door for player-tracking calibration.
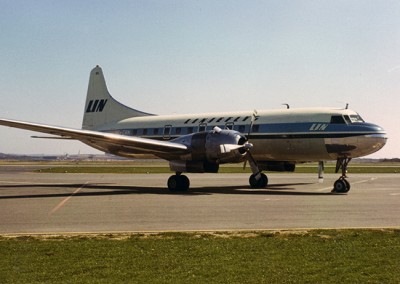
[198,123,207,132]
[163,125,172,140]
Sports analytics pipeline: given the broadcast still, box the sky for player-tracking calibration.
[0,0,399,158]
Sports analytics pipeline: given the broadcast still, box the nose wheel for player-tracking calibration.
[332,177,351,193]
[332,158,352,193]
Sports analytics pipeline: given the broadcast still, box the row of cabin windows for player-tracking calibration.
[118,124,260,137]
[184,116,254,124]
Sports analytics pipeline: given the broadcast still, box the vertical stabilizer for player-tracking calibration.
[82,65,153,130]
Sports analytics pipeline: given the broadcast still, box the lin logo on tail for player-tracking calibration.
[86,99,107,113]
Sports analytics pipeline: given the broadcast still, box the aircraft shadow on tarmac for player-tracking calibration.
[0,182,337,199]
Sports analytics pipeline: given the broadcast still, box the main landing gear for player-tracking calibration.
[167,172,190,192]
[332,158,352,193]
[249,172,268,188]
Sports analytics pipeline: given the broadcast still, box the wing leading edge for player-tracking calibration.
[0,118,189,159]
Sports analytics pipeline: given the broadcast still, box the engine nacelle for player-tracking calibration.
[170,127,249,173]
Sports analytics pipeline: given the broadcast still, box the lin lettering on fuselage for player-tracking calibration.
[86,99,108,113]
[309,123,328,131]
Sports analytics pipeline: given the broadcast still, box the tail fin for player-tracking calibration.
[82,65,153,130]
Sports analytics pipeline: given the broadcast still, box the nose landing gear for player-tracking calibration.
[332,158,352,193]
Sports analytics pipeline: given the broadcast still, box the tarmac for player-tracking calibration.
[0,165,399,234]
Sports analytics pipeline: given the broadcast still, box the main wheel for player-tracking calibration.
[179,175,190,191]
[249,173,268,188]
[167,175,190,192]
[167,175,179,192]
[343,179,351,191]
[333,179,350,193]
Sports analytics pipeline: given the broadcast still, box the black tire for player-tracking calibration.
[179,175,190,192]
[333,179,349,193]
[167,175,190,192]
[249,173,268,188]
[343,179,351,192]
[168,175,179,192]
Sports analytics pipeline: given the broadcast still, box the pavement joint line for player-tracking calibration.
[48,181,89,216]
[315,177,378,192]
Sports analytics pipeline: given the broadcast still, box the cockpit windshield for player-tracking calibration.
[349,114,364,123]
[331,114,365,124]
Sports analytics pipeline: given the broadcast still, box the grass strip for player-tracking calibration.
[0,229,399,283]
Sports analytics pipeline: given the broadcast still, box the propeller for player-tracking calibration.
[220,142,252,154]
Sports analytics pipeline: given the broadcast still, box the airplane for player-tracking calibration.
[0,66,387,193]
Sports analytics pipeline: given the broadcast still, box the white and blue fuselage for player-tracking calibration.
[101,108,386,162]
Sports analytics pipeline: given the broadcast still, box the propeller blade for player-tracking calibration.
[247,109,258,137]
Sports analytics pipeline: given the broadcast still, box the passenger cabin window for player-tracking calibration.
[198,123,207,132]
[163,125,172,139]
[330,116,346,124]
[120,129,132,136]
[208,118,215,123]
[252,124,260,133]
[192,119,198,124]
[216,117,224,122]
[242,116,250,121]
[184,119,190,124]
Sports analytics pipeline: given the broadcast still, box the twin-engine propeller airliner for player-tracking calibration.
[0,66,387,193]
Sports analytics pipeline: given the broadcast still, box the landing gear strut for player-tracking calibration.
[167,172,190,192]
[332,158,351,193]
[246,151,268,188]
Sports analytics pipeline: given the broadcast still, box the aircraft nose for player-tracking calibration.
[361,123,387,155]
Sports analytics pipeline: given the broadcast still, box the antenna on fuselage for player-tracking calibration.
[345,103,349,109]
[282,103,290,109]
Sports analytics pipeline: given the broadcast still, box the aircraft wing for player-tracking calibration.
[0,118,189,158]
